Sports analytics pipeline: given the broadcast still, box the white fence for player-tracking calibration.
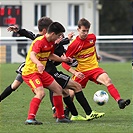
[0,35,133,63]
[96,35,133,62]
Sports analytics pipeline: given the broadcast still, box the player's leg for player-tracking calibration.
[49,71,70,118]
[23,74,45,125]
[51,71,73,118]
[25,86,44,125]
[62,89,86,120]
[17,44,25,58]
[96,70,131,109]
[66,79,94,119]
[68,74,105,120]
[0,73,23,102]
[48,87,77,119]
[23,44,27,58]
[64,89,75,118]
[47,80,72,123]
[49,85,85,120]
[48,90,56,118]
[0,62,25,102]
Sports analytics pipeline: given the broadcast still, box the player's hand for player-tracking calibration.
[75,71,85,79]
[37,62,45,74]
[97,55,101,62]
[55,35,63,44]
[61,53,73,63]
[7,25,19,32]
[67,32,75,40]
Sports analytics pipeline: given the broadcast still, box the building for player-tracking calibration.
[0,0,100,37]
[0,0,101,63]
[0,1,132,63]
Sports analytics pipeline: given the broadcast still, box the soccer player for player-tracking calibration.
[22,21,73,124]
[62,18,131,110]
[1,17,105,122]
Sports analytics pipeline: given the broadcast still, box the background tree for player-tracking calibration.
[99,0,133,35]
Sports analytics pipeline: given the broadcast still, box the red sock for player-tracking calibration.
[27,97,41,120]
[53,95,64,119]
[107,84,121,101]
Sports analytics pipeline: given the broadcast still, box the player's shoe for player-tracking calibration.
[56,118,72,123]
[70,115,86,121]
[25,119,43,125]
[118,99,131,109]
[86,111,105,121]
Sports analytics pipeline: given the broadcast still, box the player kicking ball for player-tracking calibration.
[62,18,131,113]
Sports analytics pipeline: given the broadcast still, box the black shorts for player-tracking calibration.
[53,71,70,89]
[15,73,23,83]
[16,62,25,74]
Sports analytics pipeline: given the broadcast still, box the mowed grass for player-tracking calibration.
[0,62,132,133]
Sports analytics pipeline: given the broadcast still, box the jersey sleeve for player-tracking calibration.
[17,29,36,40]
[32,40,43,53]
[62,38,81,71]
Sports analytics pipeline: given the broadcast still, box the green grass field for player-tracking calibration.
[0,62,132,133]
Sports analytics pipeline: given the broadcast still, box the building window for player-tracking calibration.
[34,4,49,26]
[68,4,83,29]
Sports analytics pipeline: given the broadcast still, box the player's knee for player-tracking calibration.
[53,85,63,95]
[11,84,19,90]
[74,82,82,92]
[37,91,45,99]
[105,77,112,86]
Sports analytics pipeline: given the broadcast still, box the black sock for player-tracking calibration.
[0,84,14,102]
[75,91,92,115]
[63,96,78,116]
[49,90,55,113]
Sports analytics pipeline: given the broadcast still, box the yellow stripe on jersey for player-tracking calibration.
[74,45,99,72]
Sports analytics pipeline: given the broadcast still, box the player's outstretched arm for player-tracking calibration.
[7,25,35,40]
[17,29,35,40]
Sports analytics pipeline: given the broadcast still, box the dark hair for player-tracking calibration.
[78,18,91,29]
[38,16,53,32]
[47,22,65,34]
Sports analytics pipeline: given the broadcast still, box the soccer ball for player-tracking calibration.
[93,90,109,106]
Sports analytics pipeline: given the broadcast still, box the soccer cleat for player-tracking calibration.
[25,119,43,125]
[70,115,86,121]
[118,99,131,109]
[86,111,105,121]
[56,118,72,123]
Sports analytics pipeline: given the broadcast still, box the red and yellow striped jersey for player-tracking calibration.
[62,33,99,72]
[22,35,54,75]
